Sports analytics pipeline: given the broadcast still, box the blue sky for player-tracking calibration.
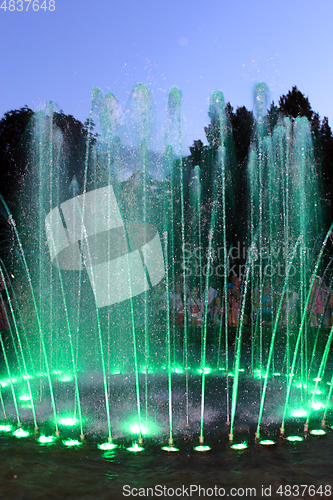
[1,0,332,153]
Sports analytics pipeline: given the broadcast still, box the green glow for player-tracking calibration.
[198,367,211,375]
[19,395,31,401]
[313,377,321,382]
[13,428,30,438]
[0,424,12,432]
[228,372,234,377]
[63,439,82,447]
[58,417,79,426]
[311,389,322,395]
[127,443,144,453]
[194,445,211,452]
[38,435,56,444]
[125,418,160,437]
[291,409,308,418]
[161,446,179,452]
[58,375,73,383]
[273,372,281,376]
[312,402,325,411]
[238,368,245,372]
[0,381,8,388]
[310,429,326,436]
[286,435,303,442]
[22,375,33,380]
[231,443,248,450]
[98,442,118,451]
[173,367,184,374]
[259,439,275,446]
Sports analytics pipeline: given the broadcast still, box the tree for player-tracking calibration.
[0,106,34,210]
[278,86,313,121]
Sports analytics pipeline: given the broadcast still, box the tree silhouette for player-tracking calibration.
[278,86,313,121]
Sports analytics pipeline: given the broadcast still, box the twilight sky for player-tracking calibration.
[0,0,332,153]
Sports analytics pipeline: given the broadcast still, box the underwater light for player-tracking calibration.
[310,429,326,436]
[286,436,303,442]
[0,424,12,432]
[161,446,179,452]
[13,428,30,438]
[259,439,275,446]
[98,442,118,451]
[127,443,144,453]
[230,443,248,450]
[63,439,82,447]
[194,445,211,452]
[38,435,56,444]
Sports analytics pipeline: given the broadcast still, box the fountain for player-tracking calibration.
[0,82,333,466]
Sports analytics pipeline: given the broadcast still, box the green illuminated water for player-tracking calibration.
[0,82,332,448]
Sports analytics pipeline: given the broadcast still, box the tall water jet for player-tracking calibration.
[0,82,332,455]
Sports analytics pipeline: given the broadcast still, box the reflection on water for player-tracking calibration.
[0,429,332,500]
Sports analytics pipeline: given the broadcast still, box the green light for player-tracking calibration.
[98,442,118,451]
[238,368,245,372]
[194,445,211,452]
[291,409,308,418]
[19,395,31,401]
[161,446,179,452]
[231,443,248,450]
[127,443,144,453]
[125,418,160,437]
[59,375,73,383]
[13,428,30,438]
[22,375,32,380]
[312,402,325,411]
[0,381,8,388]
[0,424,12,432]
[63,439,82,447]
[313,377,321,382]
[228,372,234,377]
[259,439,275,446]
[199,367,211,375]
[174,367,184,374]
[38,435,56,444]
[310,429,326,436]
[286,436,303,442]
[58,417,79,426]
[273,372,281,376]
